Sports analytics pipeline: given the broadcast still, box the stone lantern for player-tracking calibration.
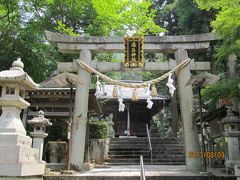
[0,58,45,176]
[219,108,240,169]
[28,110,52,162]
[0,58,39,135]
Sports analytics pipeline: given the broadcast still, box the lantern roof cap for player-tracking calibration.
[28,110,52,126]
[0,58,39,89]
[12,58,24,69]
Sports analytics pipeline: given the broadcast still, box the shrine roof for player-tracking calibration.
[39,71,62,88]
[25,71,96,94]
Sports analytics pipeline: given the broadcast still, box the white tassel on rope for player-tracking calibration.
[166,73,176,97]
[118,87,125,112]
[95,75,102,98]
[145,84,153,109]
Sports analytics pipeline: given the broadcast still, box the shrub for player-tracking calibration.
[89,120,108,139]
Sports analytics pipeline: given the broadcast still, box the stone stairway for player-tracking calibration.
[106,137,185,165]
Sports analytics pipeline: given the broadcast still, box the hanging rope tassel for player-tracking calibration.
[150,84,158,97]
[118,97,125,112]
[95,75,101,98]
[132,88,139,101]
[118,87,125,112]
[145,84,153,109]
[112,85,119,98]
[147,96,153,109]
[166,73,176,97]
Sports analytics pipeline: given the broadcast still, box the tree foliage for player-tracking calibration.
[202,77,240,110]
[89,0,165,36]
[152,0,212,35]
[0,0,20,39]
[194,0,240,112]
[195,0,240,59]
[24,0,165,36]
[45,119,68,141]
[176,0,211,34]
[24,0,96,35]
[89,119,108,139]
[152,0,179,35]
[0,0,70,83]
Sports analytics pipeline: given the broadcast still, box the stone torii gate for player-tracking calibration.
[45,30,219,172]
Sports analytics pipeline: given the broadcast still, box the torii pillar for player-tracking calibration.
[71,49,91,169]
[175,49,202,172]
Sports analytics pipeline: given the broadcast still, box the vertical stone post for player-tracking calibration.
[170,74,178,137]
[71,49,91,169]
[33,138,44,162]
[228,54,239,113]
[175,49,202,172]
[228,54,237,78]
[208,139,214,168]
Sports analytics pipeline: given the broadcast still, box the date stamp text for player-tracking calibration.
[187,151,224,159]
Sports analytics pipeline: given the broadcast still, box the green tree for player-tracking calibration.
[0,0,20,40]
[26,0,165,36]
[194,0,240,111]
[24,0,96,35]
[89,119,108,139]
[195,0,240,59]
[202,77,240,110]
[153,0,212,35]
[89,0,165,36]
[176,0,211,34]
[152,0,214,65]
[0,20,64,82]
[0,0,86,82]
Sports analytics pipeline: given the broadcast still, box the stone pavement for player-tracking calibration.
[80,165,197,177]
[44,165,237,180]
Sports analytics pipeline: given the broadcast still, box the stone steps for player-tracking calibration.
[107,157,185,162]
[109,145,184,148]
[108,154,185,158]
[110,138,183,143]
[106,137,186,165]
[105,162,186,165]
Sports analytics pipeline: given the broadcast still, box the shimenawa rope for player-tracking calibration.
[77,58,191,88]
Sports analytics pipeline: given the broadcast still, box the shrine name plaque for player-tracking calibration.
[124,37,144,67]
